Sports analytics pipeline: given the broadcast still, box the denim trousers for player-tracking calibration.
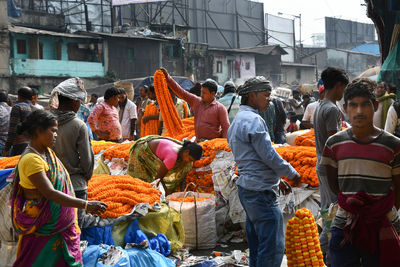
[237,186,284,267]
[329,227,379,267]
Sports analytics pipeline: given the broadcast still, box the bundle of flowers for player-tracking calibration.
[91,140,117,155]
[185,139,232,193]
[103,142,135,162]
[141,103,159,137]
[0,155,20,170]
[163,116,195,141]
[88,174,161,218]
[154,70,184,137]
[168,196,210,202]
[285,208,324,267]
[275,146,318,187]
[294,130,315,147]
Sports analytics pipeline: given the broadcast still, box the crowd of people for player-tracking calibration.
[1,67,400,266]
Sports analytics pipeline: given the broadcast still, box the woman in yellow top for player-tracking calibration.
[10,110,107,267]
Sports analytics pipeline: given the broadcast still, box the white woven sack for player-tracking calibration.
[168,192,217,249]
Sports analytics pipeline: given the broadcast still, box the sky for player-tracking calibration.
[262,0,372,45]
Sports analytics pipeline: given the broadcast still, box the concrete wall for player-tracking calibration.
[10,58,105,77]
[120,0,265,49]
[255,54,282,86]
[9,34,105,77]
[106,38,162,80]
[7,75,108,95]
[281,66,316,85]
[301,49,379,78]
[0,0,10,78]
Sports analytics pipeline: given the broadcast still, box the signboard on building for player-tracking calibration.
[265,14,295,62]
[112,0,166,6]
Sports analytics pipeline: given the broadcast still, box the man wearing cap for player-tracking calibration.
[227,77,301,267]
[161,68,230,140]
[301,85,326,129]
[50,78,94,225]
[218,81,241,124]
[3,87,35,156]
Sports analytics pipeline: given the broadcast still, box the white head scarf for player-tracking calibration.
[49,77,87,108]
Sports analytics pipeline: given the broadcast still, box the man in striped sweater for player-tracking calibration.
[321,78,400,267]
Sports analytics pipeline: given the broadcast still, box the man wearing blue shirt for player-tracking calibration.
[228,77,301,267]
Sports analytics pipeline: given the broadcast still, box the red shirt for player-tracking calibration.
[166,76,230,140]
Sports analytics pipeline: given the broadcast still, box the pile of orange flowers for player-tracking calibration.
[0,155,20,170]
[285,208,324,266]
[164,117,195,141]
[141,103,159,137]
[294,130,315,147]
[91,140,116,154]
[103,142,135,162]
[185,139,232,193]
[154,70,184,137]
[169,196,210,202]
[88,174,161,218]
[275,146,318,187]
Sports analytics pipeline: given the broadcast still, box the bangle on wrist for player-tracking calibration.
[84,201,88,211]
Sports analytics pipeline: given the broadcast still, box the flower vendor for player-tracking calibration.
[313,67,349,263]
[321,78,400,267]
[227,76,301,267]
[128,135,202,194]
[87,86,122,142]
[49,77,95,225]
[11,110,107,266]
[160,68,230,141]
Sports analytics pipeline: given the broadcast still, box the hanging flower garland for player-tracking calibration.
[154,70,184,137]
[285,208,324,267]
[140,103,159,137]
[163,117,196,141]
[88,174,161,218]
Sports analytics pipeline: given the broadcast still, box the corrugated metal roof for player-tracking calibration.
[8,25,100,39]
[209,45,288,56]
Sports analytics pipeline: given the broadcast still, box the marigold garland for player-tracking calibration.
[184,138,232,193]
[294,130,315,147]
[103,142,135,162]
[183,102,189,118]
[88,174,161,218]
[141,103,160,137]
[275,146,318,187]
[91,140,117,154]
[154,70,184,137]
[163,117,196,141]
[285,208,324,266]
[0,155,20,170]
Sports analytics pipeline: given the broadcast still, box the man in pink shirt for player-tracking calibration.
[161,68,230,140]
[88,87,122,142]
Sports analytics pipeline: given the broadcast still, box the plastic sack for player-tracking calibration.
[0,184,15,242]
[124,219,149,246]
[138,203,184,253]
[80,225,114,246]
[0,240,17,267]
[0,168,12,190]
[167,188,217,249]
[149,233,171,257]
[82,244,175,267]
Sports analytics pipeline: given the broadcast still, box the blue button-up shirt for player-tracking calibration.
[227,105,298,194]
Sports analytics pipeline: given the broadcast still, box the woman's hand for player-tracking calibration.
[86,201,108,215]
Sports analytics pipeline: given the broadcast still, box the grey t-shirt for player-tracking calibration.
[313,100,341,165]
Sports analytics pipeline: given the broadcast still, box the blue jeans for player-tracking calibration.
[329,227,379,267]
[237,186,284,267]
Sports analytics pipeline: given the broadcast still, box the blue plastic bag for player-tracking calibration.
[149,234,171,257]
[83,245,130,267]
[0,168,13,190]
[81,225,114,246]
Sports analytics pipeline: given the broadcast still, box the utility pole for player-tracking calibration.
[172,0,176,36]
[235,0,240,48]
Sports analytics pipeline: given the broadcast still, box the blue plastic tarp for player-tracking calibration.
[81,225,115,246]
[82,245,176,267]
[0,168,13,190]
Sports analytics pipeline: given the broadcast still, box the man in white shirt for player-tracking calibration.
[118,89,138,140]
[301,85,325,129]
